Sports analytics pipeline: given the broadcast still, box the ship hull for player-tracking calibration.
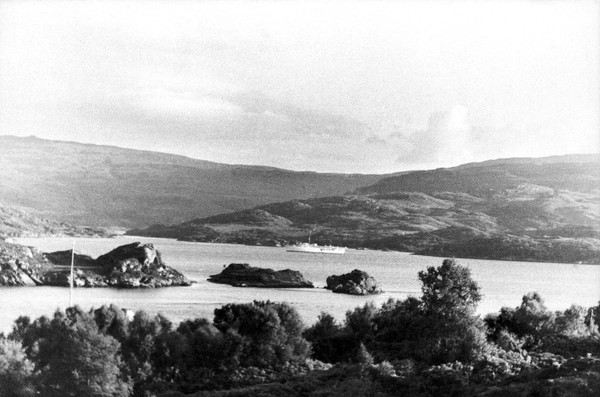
[286,243,346,254]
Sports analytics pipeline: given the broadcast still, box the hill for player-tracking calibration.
[0,135,387,228]
[354,154,600,197]
[128,155,600,263]
[0,204,110,239]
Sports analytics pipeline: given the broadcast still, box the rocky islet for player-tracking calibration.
[325,269,383,295]
[208,263,314,288]
[0,241,190,288]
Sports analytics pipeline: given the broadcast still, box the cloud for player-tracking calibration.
[397,106,473,168]
[131,88,244,118]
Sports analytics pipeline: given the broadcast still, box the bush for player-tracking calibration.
[304,312,355,363]
[0,338,36,397]
[15,306,131,397]
[213,301,310,369]
[371,259,490,365]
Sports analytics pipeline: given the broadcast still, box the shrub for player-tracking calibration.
[0,338,36,397]
[371,259,490,365]
[16,306,131,397]
[213,301,310,369]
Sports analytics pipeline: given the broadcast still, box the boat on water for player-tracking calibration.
[286,242,346,254]
[287,228,346,254]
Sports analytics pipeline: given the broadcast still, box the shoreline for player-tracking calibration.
[11,234,599,266]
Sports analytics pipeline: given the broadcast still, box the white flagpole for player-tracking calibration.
[69,241,74,307]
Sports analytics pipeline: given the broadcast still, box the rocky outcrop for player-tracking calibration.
[94,242,190,288]
[208,263,314,288]
[1,240,190,288]
[325,269,383,295]
[39,242,189,288]
[0,240,49,286]
[42,268,108,287]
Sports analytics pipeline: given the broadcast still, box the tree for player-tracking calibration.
[22,306,131,397]
[370,259,489,364]
[512,292,555,337]
[416,259,488,363]
[418,258,481,316]
[304,312,354,363]
[0,338,35,397]
[213,301,310,368]
[345,302,377,339]
[121,311,173,396]
[93,304,130,342]
[554,304,589,336]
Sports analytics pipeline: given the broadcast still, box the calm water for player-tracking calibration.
[1,236,599,333]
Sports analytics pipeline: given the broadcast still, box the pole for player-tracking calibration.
[69,241,74,307]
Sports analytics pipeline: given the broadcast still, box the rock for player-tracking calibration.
[0,240,49,286]
[42,269,108,287]
[0,268,27,286]
[97,242,190,288]
[44,250,97,268]
[41,242,190,288]
[208,263,314,288]
[325,269,383,295]
[96,242,160,271]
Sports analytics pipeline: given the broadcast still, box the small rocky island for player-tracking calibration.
[0,240,190,288]
[325,269,383,295]
[208,263,314,288]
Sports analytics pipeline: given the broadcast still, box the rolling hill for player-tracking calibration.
[128,154,600,263]
[0,135,388,228]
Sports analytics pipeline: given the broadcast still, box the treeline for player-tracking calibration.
[1,259,599,396]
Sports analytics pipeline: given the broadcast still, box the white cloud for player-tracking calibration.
[1,1,598,173]
[131,88,244,118]
[398,106,473,168]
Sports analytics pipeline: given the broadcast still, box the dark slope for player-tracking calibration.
[0,135,387,228]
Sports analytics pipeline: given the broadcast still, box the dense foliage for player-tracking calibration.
[1,259,599,396]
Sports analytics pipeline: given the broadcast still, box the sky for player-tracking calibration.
[0,0,598,174]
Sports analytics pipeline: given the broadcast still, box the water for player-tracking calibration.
[1,236,599,333]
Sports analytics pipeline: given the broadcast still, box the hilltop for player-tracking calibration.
[0,135,387,228]
[128,154,600,263]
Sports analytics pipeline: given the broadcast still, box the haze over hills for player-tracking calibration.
[0,135,388,228]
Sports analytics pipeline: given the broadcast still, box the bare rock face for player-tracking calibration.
[326,269,383,295]
[96,242,191,288]
[0,240,49,286]
[96,242,160,271]
[208,263,314,288]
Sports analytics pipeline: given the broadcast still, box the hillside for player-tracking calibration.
[354,154,600,197]
[0,136,386,228]
[128,155,600,263]
[0,204,110,239]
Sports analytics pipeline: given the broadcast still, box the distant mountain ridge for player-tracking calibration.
[354,155,600,197]
[0,135,388,228]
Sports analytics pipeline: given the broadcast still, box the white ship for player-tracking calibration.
[287,229,346,254]
[286,242,346,254]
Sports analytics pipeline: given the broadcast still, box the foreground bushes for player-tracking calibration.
[305,259,490,365]
[1,258,599,396]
